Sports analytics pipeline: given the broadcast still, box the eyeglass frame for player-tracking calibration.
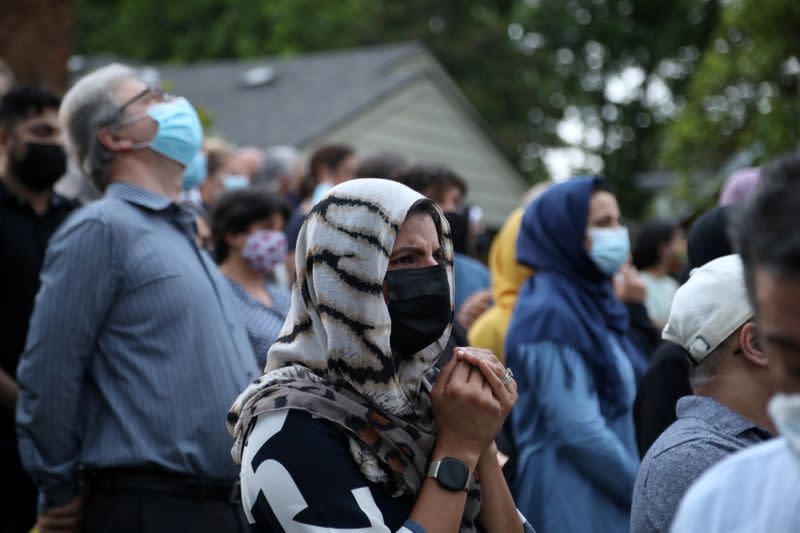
[118,85,173,113]
[104,86,175,129]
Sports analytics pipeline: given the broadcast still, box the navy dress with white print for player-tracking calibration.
[240,409,537,533]
[240,409,419,532]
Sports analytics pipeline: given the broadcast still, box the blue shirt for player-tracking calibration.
[453,253,489,311]
[631,395,771,533]
[15,183,259,511]
[670,437,800,532]
[508,337,639,533]
[225,279,291,368]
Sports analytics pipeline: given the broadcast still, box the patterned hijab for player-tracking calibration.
[507,176,646,419]
[228,179,480,528]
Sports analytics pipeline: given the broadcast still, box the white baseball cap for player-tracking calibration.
[662,254,754,364]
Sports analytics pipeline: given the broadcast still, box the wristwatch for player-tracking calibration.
[427,457,474,492]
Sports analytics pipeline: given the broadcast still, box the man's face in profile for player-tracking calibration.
[755,267,800,394]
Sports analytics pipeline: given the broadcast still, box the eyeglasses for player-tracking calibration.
[107,86,175,129]
[118,85,174,113]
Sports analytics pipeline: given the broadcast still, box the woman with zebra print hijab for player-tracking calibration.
[227,178,530,532]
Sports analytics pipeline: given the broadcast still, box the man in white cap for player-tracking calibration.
[630,254,774,533]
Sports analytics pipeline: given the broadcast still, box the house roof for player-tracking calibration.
[154,42,442,148]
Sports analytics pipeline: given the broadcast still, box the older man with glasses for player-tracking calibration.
[15,64,258,532]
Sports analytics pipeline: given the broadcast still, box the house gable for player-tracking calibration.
[310,76,528,228]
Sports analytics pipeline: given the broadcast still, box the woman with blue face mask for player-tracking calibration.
[212,188,292,369]
[505,176,648,533]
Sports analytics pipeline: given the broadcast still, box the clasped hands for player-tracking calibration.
[431,347,518,471]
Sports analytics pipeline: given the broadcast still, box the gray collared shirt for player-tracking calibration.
[630,395,772,533]
[15,183,258,511]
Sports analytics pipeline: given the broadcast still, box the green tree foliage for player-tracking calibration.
[76,0,379,60]
[508,0,718,215]
[661,1,800,174]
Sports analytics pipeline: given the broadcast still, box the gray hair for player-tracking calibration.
[60,63,139,191]
[254,145,301,186]
[688,323,746,388]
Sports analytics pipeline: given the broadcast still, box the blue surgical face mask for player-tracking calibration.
[131,97,203,166]
[587,226,630,276]
[182,151,207,190]
[769,394,800,459]
[223,174,249,191]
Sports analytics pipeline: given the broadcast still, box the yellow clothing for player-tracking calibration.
[468,209,533,362]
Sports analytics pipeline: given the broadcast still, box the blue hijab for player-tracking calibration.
[506,176,647,418]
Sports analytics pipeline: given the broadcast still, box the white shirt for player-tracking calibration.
[670,437,800,532]
[639,271,678,326]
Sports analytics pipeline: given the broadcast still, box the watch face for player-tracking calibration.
[438,457,469,491]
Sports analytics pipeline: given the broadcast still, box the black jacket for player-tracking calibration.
[633,341,693,457]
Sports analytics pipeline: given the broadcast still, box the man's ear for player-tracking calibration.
[739,321,767,368]
[97,126,134,153]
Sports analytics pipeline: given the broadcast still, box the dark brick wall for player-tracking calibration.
[0,0,73,93]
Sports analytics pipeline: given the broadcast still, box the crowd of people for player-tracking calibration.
[1,61,798,533]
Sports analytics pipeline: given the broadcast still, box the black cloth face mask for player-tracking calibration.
[11,141,67,192]
[385,263,452,358]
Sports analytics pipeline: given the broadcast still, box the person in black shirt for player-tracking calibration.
[633,206,736,457]
[0,85,76,532]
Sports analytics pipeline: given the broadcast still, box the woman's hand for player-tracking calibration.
[614,264,647,303]
[431,357,503,469]
[454,347,518,428]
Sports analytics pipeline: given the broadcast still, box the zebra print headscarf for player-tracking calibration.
[228,179,480,528]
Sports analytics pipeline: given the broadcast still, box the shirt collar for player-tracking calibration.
[50,191,70,207]
[106,183,197,236]
[106,183,174,212]
[677,395,772,438]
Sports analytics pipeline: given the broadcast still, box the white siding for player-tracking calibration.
[306,78,529,228]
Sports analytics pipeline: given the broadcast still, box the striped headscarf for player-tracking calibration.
[228,179,480,529]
